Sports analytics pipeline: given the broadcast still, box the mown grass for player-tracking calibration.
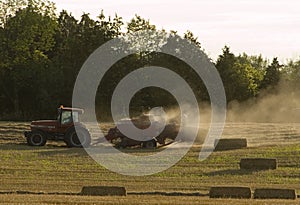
[1,194,300,205]
[1,122,300,204]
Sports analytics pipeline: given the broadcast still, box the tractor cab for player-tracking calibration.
[57,106,84,126]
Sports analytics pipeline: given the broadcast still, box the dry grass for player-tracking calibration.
[1,122,300,204]
[0,194,299,205]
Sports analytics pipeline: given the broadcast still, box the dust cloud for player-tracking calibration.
[164,103,211,144]
[162,80,300,145]
[164,80,300,123]
[227,81,300,123]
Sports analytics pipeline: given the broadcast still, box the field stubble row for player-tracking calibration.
[1,122,300,204]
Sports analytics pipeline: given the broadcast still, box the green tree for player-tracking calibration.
[216,46,264,101]
[237,53,268,71]
[236,53,265,94]
[0,1,58,118]
[54,11,123,106]
[0,0,55,27]
[216,46,237,101]
[232,62,263,100]
[98,10,123,38]
[184,30,201,48]
[281,59,300,90]
[0,0,26,27]
[260,57,282,89]
[127,15,155,33]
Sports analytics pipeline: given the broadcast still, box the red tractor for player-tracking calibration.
[24,106,91,147]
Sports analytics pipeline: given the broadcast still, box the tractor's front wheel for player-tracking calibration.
[65,127,91,148]
[27,131,47,146]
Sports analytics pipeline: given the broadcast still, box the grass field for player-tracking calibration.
[1,122,300,204]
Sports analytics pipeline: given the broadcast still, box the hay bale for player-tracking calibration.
[254,188,296,199]
[240,158,277,170]
[81,186,126,196]
[214,138,247,151]
[16,190,44,195]
[209,186,251,199]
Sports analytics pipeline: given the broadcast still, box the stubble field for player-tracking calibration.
[0,121,300,204]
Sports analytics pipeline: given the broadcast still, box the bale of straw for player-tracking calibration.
[209,186,251,199]
[254,188,296,199]
[240,158,277,170]
[214,138,247,151]
[16,190,44,195]
[81,186,126,196]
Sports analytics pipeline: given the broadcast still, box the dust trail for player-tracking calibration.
[164,103,211,144]
[164,79,300,146]
[227,80,300,123]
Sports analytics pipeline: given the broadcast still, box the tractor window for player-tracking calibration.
[61,111,72,125]
[72,112,79,123]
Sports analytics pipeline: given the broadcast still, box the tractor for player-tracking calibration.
[24,106,91,147]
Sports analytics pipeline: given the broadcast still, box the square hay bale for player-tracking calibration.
[214,138,247,151]
[209,186,251,199]
[254,188,296,199]
[81,186,126,196]
[240,158,277,170]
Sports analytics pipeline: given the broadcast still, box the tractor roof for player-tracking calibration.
[58,106,84,114]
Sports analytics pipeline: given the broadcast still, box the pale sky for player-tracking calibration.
[52,0,300,62]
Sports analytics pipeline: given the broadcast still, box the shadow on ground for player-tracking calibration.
[206,169,256,176]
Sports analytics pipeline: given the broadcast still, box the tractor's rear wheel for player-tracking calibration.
[27,131,47,146]
[65,127,91,148]
[142,139,157,149]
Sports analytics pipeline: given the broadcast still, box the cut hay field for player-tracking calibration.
[1,121,300,204]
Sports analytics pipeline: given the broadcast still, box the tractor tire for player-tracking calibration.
[142,139,157,149]
[27,131,47,146]
[117,137,128,149]
[65,127,91,148]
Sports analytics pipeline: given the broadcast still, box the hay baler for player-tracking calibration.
[104,114,179,148]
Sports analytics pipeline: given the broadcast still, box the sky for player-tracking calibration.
[51,0,300,62]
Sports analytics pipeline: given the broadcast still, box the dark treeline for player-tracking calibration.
[0,0,300,121]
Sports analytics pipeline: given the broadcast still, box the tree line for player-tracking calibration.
[0,0,299,121]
